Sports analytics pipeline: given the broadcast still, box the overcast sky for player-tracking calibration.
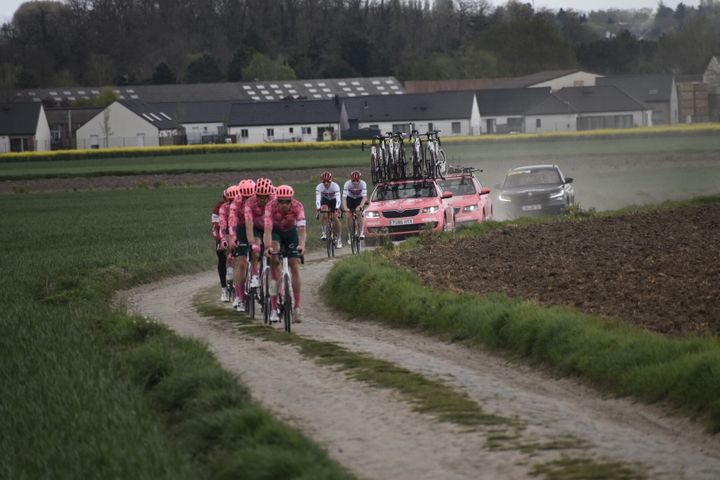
[0,0,703,24]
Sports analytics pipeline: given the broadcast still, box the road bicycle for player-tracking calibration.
[367,136,385,185]
[267,249,304,332]
[317,209,337,258]
[424,130,448,180]
[389,132,408,180]
[243,246,261,319]
[347,208,363,254]
[409,130,426,179]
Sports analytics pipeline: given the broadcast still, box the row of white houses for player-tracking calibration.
[8,67,706,152]
[70,84,652,150]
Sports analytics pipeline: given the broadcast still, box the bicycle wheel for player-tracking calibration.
[326,225,333,258]
[262,268,271,324]
[246,288,255,319]
[426,149,436,179]
[398,147,407,179]
[370,153,379,185]
[330,230,336,257]
[349,216,357,254]
[436,150,448,179]
[283,274,292,332]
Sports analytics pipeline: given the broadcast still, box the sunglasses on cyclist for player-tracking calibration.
[277,199,291,205]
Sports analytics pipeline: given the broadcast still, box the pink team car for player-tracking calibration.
[363,178,456,240]
[435,168,493,226]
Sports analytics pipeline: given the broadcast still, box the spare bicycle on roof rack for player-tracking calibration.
[364,129,448,184]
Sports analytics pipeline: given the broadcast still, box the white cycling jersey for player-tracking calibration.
[315,182,341,209]
[343,179,367,199]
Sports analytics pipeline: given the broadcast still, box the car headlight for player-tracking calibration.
[549,188,565,199]
[498,194,511,202]
[463,204,478,212]
[422,206,439,213]
[365,211,380,218]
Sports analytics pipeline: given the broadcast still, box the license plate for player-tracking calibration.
[389,219,414,226]
[522,204,542,211]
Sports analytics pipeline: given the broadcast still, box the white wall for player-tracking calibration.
[182,122,225,144]
[34,105,51,151]
[228,123,340,143]
[669,78,679,124]
[359,119,472,136]
[531,72,603,91]
[0,136,8,152]
[76,102,159,149]
[524,114,577,133]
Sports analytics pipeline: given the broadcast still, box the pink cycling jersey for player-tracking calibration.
[244,195,275,231]
[228,196,248,232]
[264,198,307,232]
[211,200,224,240]
[218,200,232,234]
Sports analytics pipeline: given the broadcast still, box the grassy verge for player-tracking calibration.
[2,130,719,180]
[0,187,351,478]
[322,199,720,433]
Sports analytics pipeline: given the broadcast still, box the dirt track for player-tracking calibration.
[117,249,720,479]
[400,203,720,336]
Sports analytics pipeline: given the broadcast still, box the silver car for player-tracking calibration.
[496,164,575,218]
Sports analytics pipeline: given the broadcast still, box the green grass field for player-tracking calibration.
[2,133,718,180]
[0,186,350,479]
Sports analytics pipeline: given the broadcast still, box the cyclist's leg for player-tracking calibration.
[332,207,342,244]
[250,227,264,282]
[216,240,227,288]
[233,226,249,307]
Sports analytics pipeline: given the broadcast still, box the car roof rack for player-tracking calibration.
[447,165,483,175]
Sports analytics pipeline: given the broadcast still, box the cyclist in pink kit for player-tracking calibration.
[228,179,256,312]
[264,185,306,322]
[215,185,239,302]
[244,177,275,294]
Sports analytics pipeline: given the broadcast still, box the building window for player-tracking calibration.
[302,127,312,135]
[391,123,410,134]
[241,129,248,138]
[451,122,461,134]
[427,122,434,132]
[289,127,294,133]
[536,118,542,128]
[267,128,274,138]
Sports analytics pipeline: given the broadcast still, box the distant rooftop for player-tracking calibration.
[12,77,405,104]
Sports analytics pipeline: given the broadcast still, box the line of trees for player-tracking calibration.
[1,0,719,90]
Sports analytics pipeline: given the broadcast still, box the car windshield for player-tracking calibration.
[503,168,562,188]
[372,182,437,201]
[437,177,477,196]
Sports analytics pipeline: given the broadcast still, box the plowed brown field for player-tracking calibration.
[399,203,720,336]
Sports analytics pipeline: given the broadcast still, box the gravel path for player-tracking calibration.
[116,250,720,479]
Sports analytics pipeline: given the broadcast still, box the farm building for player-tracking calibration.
[475,88,553,134]
[597,74,679,125]
[405,70,602,94]
[524,85,651,133]
[0,102,51,153]
[75,100,183,149]
[703,56,720,121]
[227,99,348,143]
[344,91,480,136]
[676,75,710,123]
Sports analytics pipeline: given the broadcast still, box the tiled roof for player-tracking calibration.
[554,85,648,113]
[344,91,476,122]
[596,74,675,103]
[228,99,344,126]
[11,77,404,104]
[476,88,552,116]
[0,102,42,135]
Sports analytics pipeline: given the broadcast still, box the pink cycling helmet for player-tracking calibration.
[275,185,294,199]
[238,179,256,197]
[225,185,241,199]
[321,171,332,182]
[255,177,274,196]
[350,170,361,181]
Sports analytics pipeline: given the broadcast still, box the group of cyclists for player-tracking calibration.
[211,170,368,324]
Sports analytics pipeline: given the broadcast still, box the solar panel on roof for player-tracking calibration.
[50,91,57,95]
[266,96,274,100]
[351,81,359,85]
[313,94,321,98]
[150,113,162,121]
[377,86,385,90]
[371,81,380,85]
[160,112,171,120]
[338,82,347,86]
[142,113,155,122]
[304,83,312,87]
[68,96,76,101]
[127,89,135,93]
[261,90,269,94]
[274,90,282,94]
[252,96,260,100]
[283,84,292,88]
[342,87,351,91]
[270,84,278,88]
[322,88,331,92]
[385,80,393,84]
[318,82,326,86]
[54,97,61,101]
[348,93,356,97]
[289,89,297,93]
[29,92,36,96]
[309,88,317,93]
[33,98,41,102]
[131,95,139,99]
[91,90,99,94]
[63,91,71,95]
